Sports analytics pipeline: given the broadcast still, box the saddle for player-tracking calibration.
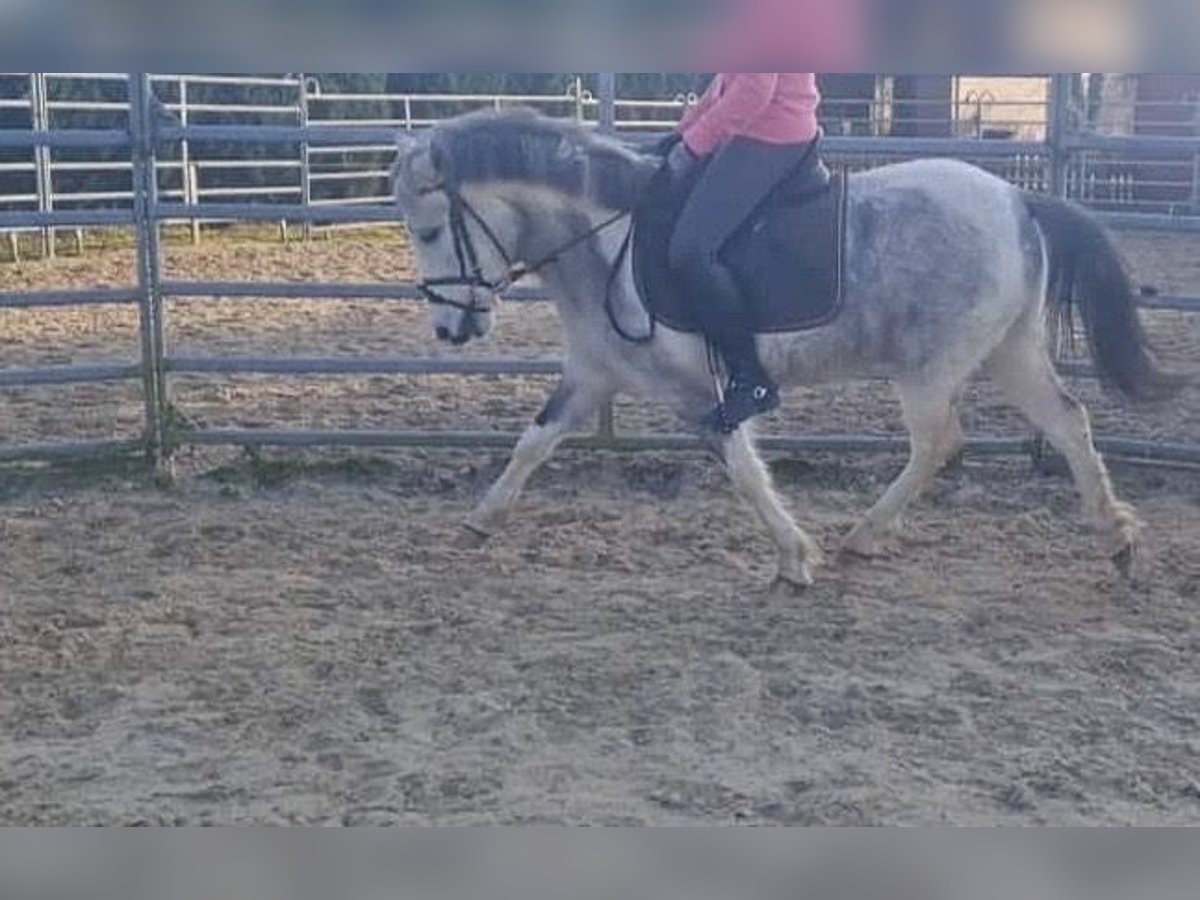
[631,143,848,335]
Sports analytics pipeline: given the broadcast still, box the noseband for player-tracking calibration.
[416,183,629,316]
[416,187,515,315]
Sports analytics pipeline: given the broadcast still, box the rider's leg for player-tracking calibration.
[672,249,780,432]
[668,137,808,431]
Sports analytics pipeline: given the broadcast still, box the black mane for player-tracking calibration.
[427,108,655,212]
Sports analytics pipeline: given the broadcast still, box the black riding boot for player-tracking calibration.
[697,267,780,434]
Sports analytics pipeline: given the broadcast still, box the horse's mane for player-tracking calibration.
[427,108,655,212]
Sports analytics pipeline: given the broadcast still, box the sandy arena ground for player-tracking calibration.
[0,228,1198,825]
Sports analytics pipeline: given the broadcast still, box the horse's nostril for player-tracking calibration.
[435,326,450,341]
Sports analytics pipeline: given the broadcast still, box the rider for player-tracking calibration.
[665,72,823,434]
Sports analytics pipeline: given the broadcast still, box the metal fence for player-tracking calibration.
[1,73,691,251]
[4,74,1198,240]
[0,73,1198,468]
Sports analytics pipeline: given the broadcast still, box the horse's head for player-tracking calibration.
[392,110,661,346]
[391,132,506,345]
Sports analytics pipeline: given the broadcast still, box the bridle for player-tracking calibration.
[416,182,631,318]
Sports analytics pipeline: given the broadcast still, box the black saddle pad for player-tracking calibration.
[632,154,848,335]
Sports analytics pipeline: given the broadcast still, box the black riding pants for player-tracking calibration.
[668,136,811,375]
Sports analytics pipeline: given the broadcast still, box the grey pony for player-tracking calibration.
[391,109,1176,590]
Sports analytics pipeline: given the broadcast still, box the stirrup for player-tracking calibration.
[702,379,780,434]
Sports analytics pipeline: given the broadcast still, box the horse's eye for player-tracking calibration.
[416,228,443,245]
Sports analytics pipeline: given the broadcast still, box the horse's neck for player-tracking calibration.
[504,190,627,313]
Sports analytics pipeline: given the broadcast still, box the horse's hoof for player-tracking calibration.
[769,576,810,598]
[943,448,967,474]
[455,523,492,550]
[769,566,814,597]
[1112,543,1136,580]
[839,527,882,560]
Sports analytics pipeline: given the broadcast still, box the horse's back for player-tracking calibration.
[850,156,1010,192]
[768,156,1041,383]
[844,157,1031,263]
[847,157,1024,228]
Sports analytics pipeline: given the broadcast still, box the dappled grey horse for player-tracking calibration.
[391,109,1177,590]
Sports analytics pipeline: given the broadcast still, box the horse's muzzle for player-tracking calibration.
[436,316,487,345]
[436,325,470,346]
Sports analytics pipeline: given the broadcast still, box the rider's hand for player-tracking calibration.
[652,131,683,157]
[667,140,698,182]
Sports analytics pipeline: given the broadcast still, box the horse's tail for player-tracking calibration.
[1024,192,1182,403]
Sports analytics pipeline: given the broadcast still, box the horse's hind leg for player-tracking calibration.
[985,320,1140,571]
[720,428,823,590]
[462,380,608,542]
[842,383,963,558]
[943,389,969,470]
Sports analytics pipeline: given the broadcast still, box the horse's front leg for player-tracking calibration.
[718,428,824,591]
[462,379,609,544]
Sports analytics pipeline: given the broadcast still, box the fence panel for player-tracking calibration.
[0,73,1198,468]
[0,76,152,462]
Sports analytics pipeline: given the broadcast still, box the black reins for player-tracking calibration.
[417,183,632,320]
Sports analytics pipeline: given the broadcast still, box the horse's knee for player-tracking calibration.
[1049,383,1088,423]
[939,418,967,468]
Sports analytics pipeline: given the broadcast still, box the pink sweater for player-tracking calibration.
[680,74,820,158]
[690,0,865,72]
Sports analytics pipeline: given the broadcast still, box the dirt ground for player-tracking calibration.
[0,228,1198,825]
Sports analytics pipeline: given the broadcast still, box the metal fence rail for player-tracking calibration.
[5,74,1200,242]
[0,73,1198,469]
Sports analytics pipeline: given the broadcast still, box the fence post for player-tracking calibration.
[297,73,312,243]
[1191,96,1200,216]
[596,73,619,444]
[1035,74,1077,473]
[597,72,616,132]
[186,163,201,244]
[178,77,201,244]
[129,72,168,470]
[1047,74,1073,200]
[1192,147,1200,218]
[30,73,54,259]
[570,76,584,122]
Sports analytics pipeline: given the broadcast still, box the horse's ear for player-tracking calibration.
[391,131,438,197]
